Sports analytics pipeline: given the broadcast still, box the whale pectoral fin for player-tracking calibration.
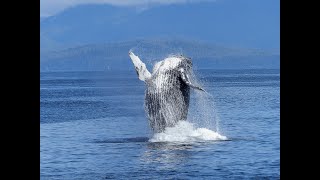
[179,68,206,92]
[189,84,206,92]
[129,51,151,82]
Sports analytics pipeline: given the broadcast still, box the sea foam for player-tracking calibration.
[149,121,227,142]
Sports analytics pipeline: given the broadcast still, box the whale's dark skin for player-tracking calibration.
[129,51,205,133]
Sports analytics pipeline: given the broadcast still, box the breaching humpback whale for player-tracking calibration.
[129,51,205,133]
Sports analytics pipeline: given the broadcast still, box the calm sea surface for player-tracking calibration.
[40,69,280,179]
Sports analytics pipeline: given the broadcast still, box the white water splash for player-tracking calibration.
[185,68,222,132]
[149,121,227,142]
[189,89,221,132]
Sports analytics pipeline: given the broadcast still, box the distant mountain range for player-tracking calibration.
[40,1,279,52]
[40,39,279,72]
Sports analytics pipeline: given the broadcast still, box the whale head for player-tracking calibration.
[152,55,193,73]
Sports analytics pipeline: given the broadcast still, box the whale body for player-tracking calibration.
[129,51,205,133]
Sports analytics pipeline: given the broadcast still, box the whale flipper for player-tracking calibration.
[179,68,206,92]
[129,51,151,82]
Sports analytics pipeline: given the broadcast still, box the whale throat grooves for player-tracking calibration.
[144,68,191,133]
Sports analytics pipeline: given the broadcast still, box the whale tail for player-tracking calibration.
[129,51,151,82]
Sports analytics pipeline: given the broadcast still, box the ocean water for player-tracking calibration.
[40,69,280,179]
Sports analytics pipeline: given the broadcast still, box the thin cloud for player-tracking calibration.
[40,0,216,17]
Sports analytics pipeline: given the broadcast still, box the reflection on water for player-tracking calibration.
[141,142,193,170]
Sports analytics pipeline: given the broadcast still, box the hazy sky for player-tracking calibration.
[40,0,216,17]
[40,0,279,49]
